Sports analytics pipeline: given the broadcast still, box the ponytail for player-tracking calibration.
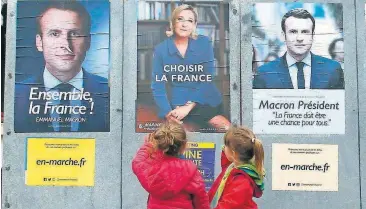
[253,138,265,179]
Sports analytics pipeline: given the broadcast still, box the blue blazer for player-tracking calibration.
[14,69,110,132]
[253,53,344,89]
[151,35,223,118]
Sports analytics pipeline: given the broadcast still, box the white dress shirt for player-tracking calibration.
[43,68,83,131]
[286,52,312,89]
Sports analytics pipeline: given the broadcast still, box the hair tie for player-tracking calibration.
[251,137,256,143]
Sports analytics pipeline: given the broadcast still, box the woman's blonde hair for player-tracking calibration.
[166,4,198,39]
[149,122,187,156]
[224,126,265,179]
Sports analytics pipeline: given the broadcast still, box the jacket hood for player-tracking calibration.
[234,165,264,198]
[145,152,198,199]
[252,182,263,198]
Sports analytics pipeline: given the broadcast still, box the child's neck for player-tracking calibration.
[233,160,250,166]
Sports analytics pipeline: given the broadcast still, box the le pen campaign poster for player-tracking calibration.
[182,142,215,190]
[14,1,110,132]
[25,138,95,186]
[252,3,345,134]
[136,2,231,133]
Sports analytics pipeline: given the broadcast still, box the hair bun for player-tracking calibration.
[152,122,187,156]
[162,130,174,145]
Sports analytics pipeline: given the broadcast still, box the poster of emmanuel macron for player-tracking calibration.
[252,6,344,89]
[14,1,110,132]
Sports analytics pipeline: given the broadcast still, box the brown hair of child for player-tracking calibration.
[149,122,188,156]
[224,126,265,179]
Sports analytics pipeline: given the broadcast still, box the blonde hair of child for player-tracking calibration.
[166,4,198,39]
[224,126,265,179]
[149,122,187,156]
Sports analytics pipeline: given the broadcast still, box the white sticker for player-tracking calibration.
[272,143,338,191]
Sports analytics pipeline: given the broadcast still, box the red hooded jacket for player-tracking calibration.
[208,151,263,209]
[132,140,210,209]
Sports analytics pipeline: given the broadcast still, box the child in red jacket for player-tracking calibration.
[208,126,265,209]
[132,122,210,209]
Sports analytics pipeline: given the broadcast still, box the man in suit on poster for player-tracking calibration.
[14,2,109,132]
[253,8,344,89]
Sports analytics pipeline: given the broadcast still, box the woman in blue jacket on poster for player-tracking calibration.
[151,4,230,132]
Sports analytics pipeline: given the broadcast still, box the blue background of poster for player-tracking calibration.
[15,1,110,82]
[199,149,215,190]
[182,143,216,191]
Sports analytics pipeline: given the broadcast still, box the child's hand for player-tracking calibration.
[220,147,233,169]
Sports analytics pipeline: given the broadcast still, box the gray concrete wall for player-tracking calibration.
[356,0,366,208]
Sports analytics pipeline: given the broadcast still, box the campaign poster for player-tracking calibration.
[136,2,231,133]
[14,1,110,132]
[182,142,215,190]
[252,3,345,134]
[25,138,95,186]
[272,143,338,191]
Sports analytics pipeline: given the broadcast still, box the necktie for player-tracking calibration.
[55,83,73,132]
[296,62,305,89]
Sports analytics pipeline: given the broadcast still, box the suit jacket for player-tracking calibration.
[253,53,344,89]
[14,69,110,132]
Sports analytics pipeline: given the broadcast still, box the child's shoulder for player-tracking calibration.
[156,157,199,181]
[230,168,260,190]
[231,168,254,181]
[173,157,198,168]
[166,158,199,174]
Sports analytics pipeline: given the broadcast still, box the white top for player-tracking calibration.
[286,52,312,89]
[43,67,83,91]
[43,68,83,131]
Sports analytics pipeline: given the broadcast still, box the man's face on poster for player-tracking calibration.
[36,8,90,75]
[283,17,314,57]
